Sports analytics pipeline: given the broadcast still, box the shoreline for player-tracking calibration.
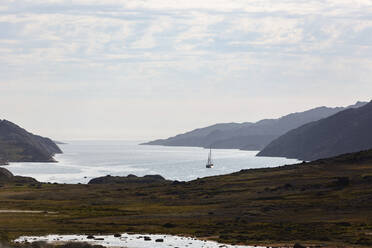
[14,233,264,248]
[2,141,299,184]
[13,232,342,248]
[12,232,359,248]
[1,150,372,247]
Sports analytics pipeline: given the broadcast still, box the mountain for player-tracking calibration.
[0,119,62,164]
[144,122,252,148]
[257,100,372,161]
[143,101,367,150]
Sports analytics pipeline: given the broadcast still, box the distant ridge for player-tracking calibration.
[88,174,170,184]
[0,119,62,164]
[142,101,367,151]
[258,100,372,161]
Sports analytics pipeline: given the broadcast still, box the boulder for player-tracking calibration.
[293,243,306,248]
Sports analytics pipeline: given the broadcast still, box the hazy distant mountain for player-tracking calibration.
[257,101,372,161]
[143,101,367,150]
[0,120,62,164]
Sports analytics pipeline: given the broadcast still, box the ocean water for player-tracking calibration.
[4,141,299,184]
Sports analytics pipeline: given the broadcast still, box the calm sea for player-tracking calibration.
[4,141,299,184]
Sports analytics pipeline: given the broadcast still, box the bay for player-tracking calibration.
[4,140,299,184]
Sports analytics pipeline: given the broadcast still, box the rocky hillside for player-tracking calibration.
[0,120,62,164]
[258,100,372,161]
[0,167,13,180]
[0,167,37,183]
[143,101,366,151]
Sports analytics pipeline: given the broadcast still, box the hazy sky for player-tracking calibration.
[1,0,372,140]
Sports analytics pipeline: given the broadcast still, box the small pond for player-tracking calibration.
[15,233,264,248]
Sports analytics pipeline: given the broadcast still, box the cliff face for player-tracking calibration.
[0,120,62,164]
[143,101,367,151]
[258,101,372,161]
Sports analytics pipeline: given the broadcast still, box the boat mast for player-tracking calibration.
[208,147,212,164]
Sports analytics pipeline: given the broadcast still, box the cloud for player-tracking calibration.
[1,0,372,139]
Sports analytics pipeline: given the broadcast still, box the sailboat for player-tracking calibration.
[206,148,214,168]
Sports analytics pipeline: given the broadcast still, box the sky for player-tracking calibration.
[0,0,372,140]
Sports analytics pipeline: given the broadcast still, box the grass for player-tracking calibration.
[1,152,372,247]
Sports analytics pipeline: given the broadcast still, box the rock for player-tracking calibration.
[333,177,350,187]
[86,235,95,239]
[294,243,306,248]
[0,168,35,184]
[0,168,13,180]
[163,223,176,228]
[155,238,164,242]
[88,174,170,185]
[59,242,106,248]
[114,233,121,237]
[144,236,151,241]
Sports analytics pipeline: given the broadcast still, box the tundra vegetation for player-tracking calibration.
[1,150,372,247]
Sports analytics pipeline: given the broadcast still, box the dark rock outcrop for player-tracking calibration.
[0,167,38,183]
[88,174,170,184]
[0,167,13,180]
[0,119,62,164]
[293,244,305,248]
[142,101,366,151]
[258,100,372,161]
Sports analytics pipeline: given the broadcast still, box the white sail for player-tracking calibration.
[206,148,214,168]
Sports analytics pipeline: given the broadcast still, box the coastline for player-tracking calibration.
[14,233,264,248]
[12,232,351,248]
[10,232,364,248]
[1,150,372,247]
[3,141,298,184]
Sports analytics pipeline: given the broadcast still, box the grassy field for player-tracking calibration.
[1,150,372,247]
